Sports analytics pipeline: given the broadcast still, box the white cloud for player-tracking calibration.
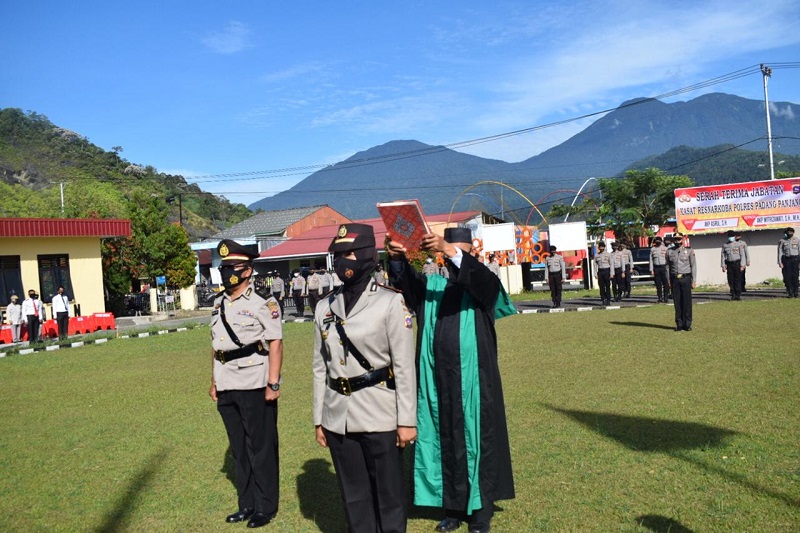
[202,21,253,54]
[770,102,795,120]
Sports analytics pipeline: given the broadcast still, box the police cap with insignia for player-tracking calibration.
[443,227,472,244]
[329,223,376,253]
[218,239,258,265]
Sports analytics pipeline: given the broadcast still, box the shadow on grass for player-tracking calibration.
[296,458,344,533]
[95,447,169,533]
[221,446,236,491]
[608,321,676,330]
[545,405,737,452]
[546,405,800,508]
[636,514,695,532]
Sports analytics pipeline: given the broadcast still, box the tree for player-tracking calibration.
[548,168,693,243]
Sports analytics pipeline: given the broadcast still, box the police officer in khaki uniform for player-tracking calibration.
[610,242,627,301]
[778,227,800,298]
[545,245,566,308]
[721,230,745,300]
[270,271,285,316]
[649,237,669,303]
[209,240,283,528]
[593,242,614,306]
[666,232,697,331]
[313,223,417,533]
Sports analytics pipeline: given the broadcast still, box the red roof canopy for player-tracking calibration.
[0,218,132,238]
[257,211,481,260]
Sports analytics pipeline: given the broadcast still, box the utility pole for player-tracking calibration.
[761,64,775,180]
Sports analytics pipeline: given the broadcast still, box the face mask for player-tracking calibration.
[334,256,372,286]
[728,237,735,242]
[426,258,432,264]
[31,295,38,299]
[219,266,249,290]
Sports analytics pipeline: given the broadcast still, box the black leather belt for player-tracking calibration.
[215,341,268,364]
[328,366,395,396]
[673,273,690,279]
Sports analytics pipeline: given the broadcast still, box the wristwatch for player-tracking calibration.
[268,382,280,391]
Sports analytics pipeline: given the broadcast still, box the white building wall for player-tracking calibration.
[689,229,785,286]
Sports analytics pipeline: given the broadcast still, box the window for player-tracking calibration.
[0,256,23,306]
[38,254,74,304]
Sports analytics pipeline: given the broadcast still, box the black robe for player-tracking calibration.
[389,252,515,512]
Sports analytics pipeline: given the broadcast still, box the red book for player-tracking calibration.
[377,200,431,251]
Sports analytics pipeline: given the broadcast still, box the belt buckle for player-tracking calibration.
[338,377,352,396]
[675,274,683,279]
[216,350,227,364]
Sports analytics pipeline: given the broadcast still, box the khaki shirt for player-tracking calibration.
[312,283,416,434]
[667,246,697,279]
[594,250,615,275]
[545,254,566,279]
[778,236,800,262]
[270,277,284,298]
[211,283,283,391]
[721,241,743,266]
[649,244,667,269]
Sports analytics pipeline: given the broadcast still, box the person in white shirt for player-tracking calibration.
[21,290,45,343]
[51,286,72,340]
[6,294,22,342]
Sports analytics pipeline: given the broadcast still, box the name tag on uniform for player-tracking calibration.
[323,316,335,324]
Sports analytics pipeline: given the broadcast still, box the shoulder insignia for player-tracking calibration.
[266,299,280,319]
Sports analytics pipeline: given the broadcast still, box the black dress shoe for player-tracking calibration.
[435,517,462,532]
[468,521,491,533]
[226,508,255,523]
[684,326,692,331]
[247,512,273,528]
[674,327,682,332]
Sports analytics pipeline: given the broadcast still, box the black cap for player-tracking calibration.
[329,223,375,253]
[726,230,735,237]
[598,241,606,248]
[218,239,258,265]
[653,237,662,243]
[786,227,795,233]
[549,245,557,252]
[673,232,685,239]
[444,227,472,244]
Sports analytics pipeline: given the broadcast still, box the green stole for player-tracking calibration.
[414,274,516,511]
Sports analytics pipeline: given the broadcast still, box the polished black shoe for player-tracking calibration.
[684,326,692,331]
[226,508,255,523]
[435,517,462,532]
[247,512,273,528]
[468,521,491,533]
[674,327,682,332]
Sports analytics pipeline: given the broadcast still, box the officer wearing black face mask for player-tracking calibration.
[312,223,417,532]
[209,239,283,529]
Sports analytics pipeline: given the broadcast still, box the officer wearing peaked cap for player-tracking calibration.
[313,223,417,532]
[209,239,283,528]
[666,232,696,331]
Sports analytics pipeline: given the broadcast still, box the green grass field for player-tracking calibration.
[1,299,798,532]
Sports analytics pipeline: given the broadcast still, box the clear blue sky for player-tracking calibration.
[2,1,799,203]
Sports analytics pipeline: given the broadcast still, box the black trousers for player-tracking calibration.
[597,268,611,303]
[26,314,40,342]
[623,266,632,294]
[307,291,319,313]
[784,256,800,296]
[292,289,304,315]
[548,272,563,306]
[217,389,279,515]
[653,265,668,301]
[324,428,406,533]
[671,276,693,329]
[612,270,624,300]
[725,260,742,299]
[272,293,284,316]
[56,311,69,339]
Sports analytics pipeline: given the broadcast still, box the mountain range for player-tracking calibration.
[250,93,800,222]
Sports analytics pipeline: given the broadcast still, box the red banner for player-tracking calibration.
[675,177,800,234]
